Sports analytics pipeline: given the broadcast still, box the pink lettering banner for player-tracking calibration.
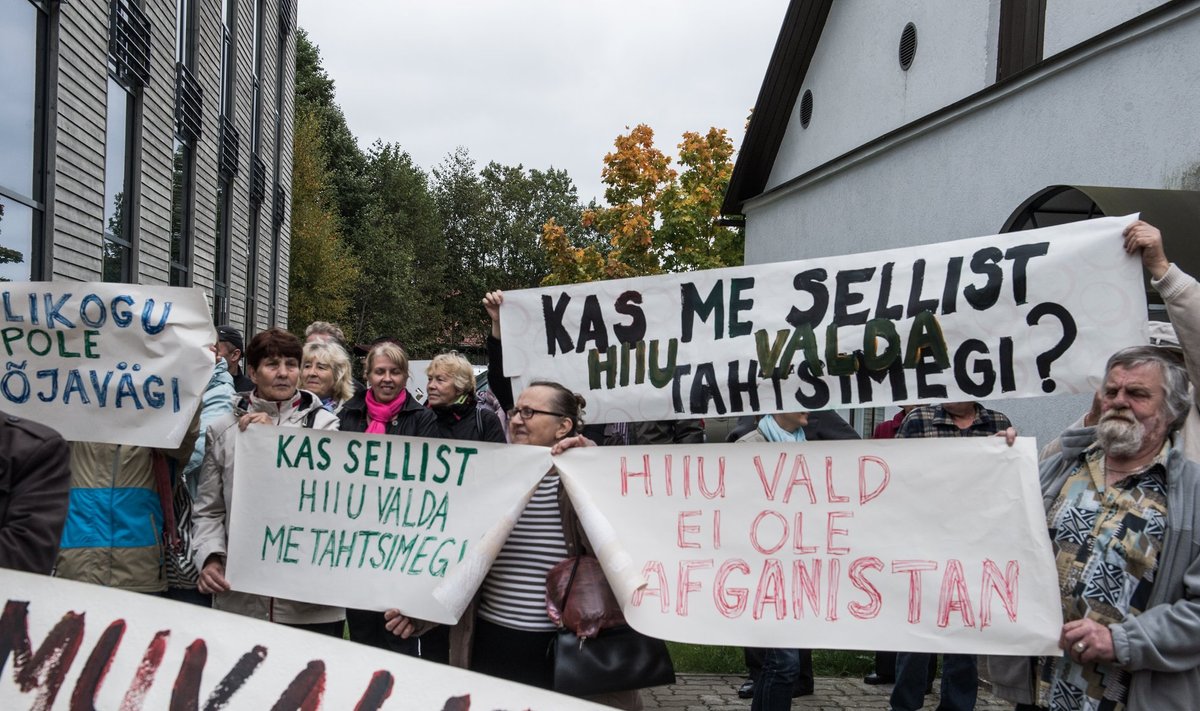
[554,437,1062,654]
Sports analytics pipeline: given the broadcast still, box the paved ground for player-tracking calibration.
[641,675,1011,710]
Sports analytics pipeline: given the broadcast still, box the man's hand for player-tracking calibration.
[1082,393,1103,428]
[483,291,504,339]
[1123,220,1170,280]
[198,555,232,594]
[1060,618,1117,665]
[994,426,1017,447]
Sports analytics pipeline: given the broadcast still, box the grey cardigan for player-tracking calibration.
[988,428,1200,710]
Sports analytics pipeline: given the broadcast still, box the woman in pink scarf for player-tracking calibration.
[336,340,439,653]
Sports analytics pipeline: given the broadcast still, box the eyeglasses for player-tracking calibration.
[508,406,568,420]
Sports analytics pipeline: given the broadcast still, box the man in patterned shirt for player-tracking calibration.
[992,346,1200,711]
[889,401,1014,711]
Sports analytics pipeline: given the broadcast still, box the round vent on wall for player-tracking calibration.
[899,22,918,70]
[799,89,813,128]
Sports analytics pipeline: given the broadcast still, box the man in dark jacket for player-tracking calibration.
[0,411,71,574]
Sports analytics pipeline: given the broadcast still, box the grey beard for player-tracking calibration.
[1097,416,1144,458]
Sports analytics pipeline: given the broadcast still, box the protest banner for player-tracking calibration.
[225,426,552,624]
[0,570,604,710]
[499,215,1147,423]
[0,282,214,446]
[554,437,1062,655]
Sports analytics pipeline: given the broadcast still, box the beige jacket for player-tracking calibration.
[192,389,343,624]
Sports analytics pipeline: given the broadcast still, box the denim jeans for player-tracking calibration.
[751,648,804,711]
[890,653,977,711]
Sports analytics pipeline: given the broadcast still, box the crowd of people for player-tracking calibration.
[2,220,1199,710]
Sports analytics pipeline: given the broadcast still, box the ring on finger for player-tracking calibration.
[1073,641,1087,653]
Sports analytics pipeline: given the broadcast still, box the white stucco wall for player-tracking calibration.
[742,6,1200,444]
[1044,0,1172,56]
[767,0,1000,192]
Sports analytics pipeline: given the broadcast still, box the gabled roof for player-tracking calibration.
[721,0,832,218]
[722,0,1193,218]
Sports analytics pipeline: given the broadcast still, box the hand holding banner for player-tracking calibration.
[225,427,553,624]
[499,216,1147,423]
[0,283,214,446]
[555,437,1062,655]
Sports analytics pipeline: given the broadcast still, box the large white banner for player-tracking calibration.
[0,570,605,709]
[0,283,214,446]
[226,427,552,624]
[555,437,1062,655]
[500,216,1147,423]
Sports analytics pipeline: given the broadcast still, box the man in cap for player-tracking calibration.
[217,325,253,392]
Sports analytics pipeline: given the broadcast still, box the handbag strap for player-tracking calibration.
[560,555,584,609]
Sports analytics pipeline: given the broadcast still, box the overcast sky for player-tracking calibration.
[296,0,790,206]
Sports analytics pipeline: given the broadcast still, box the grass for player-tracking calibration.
[667,643,875,677]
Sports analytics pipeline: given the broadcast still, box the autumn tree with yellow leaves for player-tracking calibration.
[542,124,743,286]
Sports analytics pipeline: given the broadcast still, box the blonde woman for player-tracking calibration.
[337,340,439,655]
[425,352,505,443]
[300,341,355,413]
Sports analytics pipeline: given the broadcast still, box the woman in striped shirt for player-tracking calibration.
[387,292,637,706]
[385,380,597,678]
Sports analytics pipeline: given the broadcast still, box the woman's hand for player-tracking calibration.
[383,608,430,639]
[198,555,232,594]
[551,434,596,455]
[483,291,504,339]
[238,411,271,431]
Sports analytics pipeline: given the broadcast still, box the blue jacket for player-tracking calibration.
[182,359,236,498]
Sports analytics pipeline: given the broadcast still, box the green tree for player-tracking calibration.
[431,147,491,348]
[349,141,446,356]
[432,150,586,347]
[295,30,369,239]
[288,109,360,335]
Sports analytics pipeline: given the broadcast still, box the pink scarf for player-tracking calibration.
[365,389,406,434]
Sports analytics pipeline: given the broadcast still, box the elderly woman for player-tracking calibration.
[426,351,505,443]
[337,340,440,653]
[386,293,643,708]
[193,328,344,636]
[301,341,355,413]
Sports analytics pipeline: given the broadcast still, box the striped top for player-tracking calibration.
[478,473,569,631]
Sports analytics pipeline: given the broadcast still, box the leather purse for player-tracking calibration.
[547,556,675,695]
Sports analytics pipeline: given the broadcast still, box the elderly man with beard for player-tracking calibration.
[990,346,1200,711]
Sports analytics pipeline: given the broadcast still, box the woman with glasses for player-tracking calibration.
[385,292,637,708]
[337,340,440,654]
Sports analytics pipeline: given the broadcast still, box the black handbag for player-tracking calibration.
[549,556,676,696]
